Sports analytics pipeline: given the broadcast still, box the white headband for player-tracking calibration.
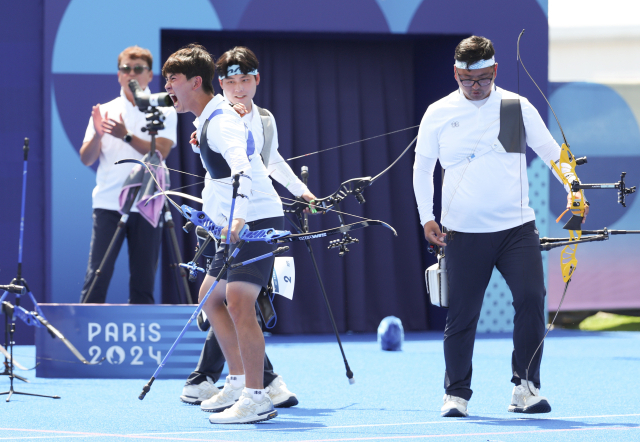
[218,64,259,79]
[454,56,496,70]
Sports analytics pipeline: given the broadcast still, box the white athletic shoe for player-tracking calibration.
[508,380,551,414]
[208,390,278,424]
[441,394,469,417]
[201,375,244,412]
[180,377,219,405]
[266,375,298,408]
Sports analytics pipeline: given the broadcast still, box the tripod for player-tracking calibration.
[1,286,29,383]
[0,301,60,402]
[81,105,192,304]
[163,199,193,304]
[1,138,42,382]
[0,139,100,367]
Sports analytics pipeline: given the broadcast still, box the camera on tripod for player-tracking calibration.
[128,79,171,133]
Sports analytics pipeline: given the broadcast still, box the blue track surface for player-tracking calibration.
[2,330,639,441]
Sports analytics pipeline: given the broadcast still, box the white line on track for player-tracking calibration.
[283,426,640,442]
[123,413,640,436]
[3,426,640,442]
[1,413,639,441]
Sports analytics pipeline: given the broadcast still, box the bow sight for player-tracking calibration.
[282,176,372,256]
[570,170,636,208]
[555,152,637,231]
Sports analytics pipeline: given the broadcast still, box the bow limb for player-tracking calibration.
[273,219,397,243]
[115,158,186,217]
[519,30,585,284]
[0,344,28,370]
[147,190,203,206]
[370,135,418,184]
[284,135,418,216]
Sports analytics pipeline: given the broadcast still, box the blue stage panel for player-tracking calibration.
[35,304,203,378]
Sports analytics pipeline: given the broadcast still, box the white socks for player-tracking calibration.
[245,387,266,403]
[229,374,245,389]
[228,375,266,402]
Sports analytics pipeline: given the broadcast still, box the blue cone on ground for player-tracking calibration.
[377,316,404,351]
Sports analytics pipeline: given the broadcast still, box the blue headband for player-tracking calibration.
[218,64,259,79]
[454,56,496,70]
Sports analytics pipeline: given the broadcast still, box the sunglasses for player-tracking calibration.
[118,65,150,75]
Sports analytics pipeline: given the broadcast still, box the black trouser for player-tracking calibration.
[80,209,162,304]
[443,221,546,401]
[185,314,278,387]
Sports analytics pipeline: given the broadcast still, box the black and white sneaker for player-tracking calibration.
[508,380,551,414]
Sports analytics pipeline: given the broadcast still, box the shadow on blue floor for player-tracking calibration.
[2,329,640,442]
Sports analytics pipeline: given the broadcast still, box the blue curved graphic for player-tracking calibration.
[549,82,640,157]
[547,82,640,229]
[53,0,222,74]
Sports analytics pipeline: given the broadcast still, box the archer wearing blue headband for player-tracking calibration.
[218,64,259,79]
[414,35,589,418]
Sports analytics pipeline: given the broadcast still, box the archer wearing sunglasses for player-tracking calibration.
[78,46,177,305]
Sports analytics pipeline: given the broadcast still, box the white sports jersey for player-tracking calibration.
[414,86,562,232]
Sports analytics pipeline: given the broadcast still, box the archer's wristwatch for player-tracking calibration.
[123,132,133,143]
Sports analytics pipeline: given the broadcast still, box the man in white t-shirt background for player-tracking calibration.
[79,46,177,304]
[413,36,589,418]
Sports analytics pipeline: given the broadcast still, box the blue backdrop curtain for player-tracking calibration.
[160,31,461,333]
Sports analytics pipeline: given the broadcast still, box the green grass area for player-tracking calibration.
[579,312,640,331]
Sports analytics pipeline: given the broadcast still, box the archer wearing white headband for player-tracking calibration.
[454,55,496,70]
[414,34,582,418]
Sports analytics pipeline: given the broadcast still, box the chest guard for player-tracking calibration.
[254,105,275,167]
[200,108,256,179]
[498,98,526,153]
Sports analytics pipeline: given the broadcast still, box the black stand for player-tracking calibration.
[163,200,193,304]
[1,138,33,383]
[291,166,355,384]
[1,285,28,384]
[0,302,60,402]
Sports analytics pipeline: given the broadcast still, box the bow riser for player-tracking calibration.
[180,205,291,242]
[548,143,586,281]
[549,143,586,222]
[180,204,396,245]
[283,176,373,215]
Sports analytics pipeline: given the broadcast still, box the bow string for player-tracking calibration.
[518,29,638,391]
[115,159,398,243]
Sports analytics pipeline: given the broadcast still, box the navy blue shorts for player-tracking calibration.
[205,216,284,288]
